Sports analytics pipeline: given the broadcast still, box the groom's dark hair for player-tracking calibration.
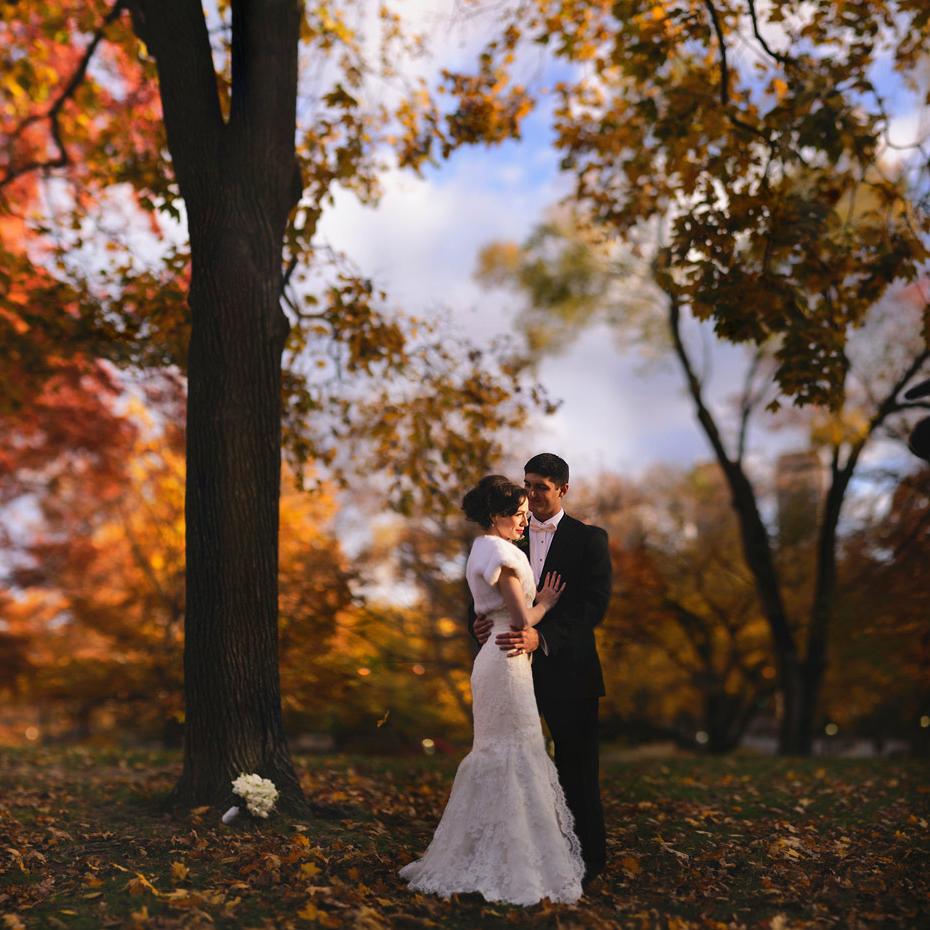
[524,453,569,485]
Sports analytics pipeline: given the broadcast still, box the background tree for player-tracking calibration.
[427,0,930,403]
[437,0,930,753]
[0,379,360,744]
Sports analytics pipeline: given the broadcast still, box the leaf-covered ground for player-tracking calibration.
[1,747,927,929]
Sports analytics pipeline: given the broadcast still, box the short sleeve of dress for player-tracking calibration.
[482,538,527,588]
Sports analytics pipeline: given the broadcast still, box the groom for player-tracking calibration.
[469,453,612,887]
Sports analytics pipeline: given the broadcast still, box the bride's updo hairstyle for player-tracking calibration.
[462,475,527,529]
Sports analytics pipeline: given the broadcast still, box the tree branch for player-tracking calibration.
[0,0,127,191]
[127,0,225,211]
[806,344,930,678]
[746,0,792,66]
[229,0,301,216]
[668,289,733,467]
[660,270,798,667]
[702,0,771,143]
[736,347,766,463]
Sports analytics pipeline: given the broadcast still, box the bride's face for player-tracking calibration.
[491,499,530,541]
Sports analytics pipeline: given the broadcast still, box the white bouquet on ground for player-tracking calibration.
[221,773,279,824]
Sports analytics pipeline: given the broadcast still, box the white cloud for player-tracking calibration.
[317,119,818,481]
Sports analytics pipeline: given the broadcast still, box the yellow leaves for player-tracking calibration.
[125,872,160,896]
[170,860,189,881]
[6,848,26,873]
[442,66,535,154]
[810,408,870,447]
[474,241,523,286]
[436,617,458,636]
[1,72,28,102]
[768,835,805,861]
[297,901,321,921]
[772,78,789,100]
[298,900,341,926]
[300,861,322,879]
[162,888,226,909]
[2,916,26,930]
[352,906,392,930]
[323,83,359,110]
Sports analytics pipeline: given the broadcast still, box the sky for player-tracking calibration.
[314,2,928,489]
[316,5,720,484]
[69,0,920,494]
[306,0,920,579]
[47,0,930,501]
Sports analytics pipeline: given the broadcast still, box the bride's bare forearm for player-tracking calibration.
[506,598,545,629]
[525,603,549,627]
[499,572,548,628]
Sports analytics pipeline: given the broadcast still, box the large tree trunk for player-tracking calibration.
[781,454,856,756]
[131,0,307,811]
[172,210,303,809]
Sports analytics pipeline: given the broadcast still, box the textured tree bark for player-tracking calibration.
[128,0,308,810]
[172,214,303,809]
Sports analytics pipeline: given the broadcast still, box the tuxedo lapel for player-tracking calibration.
[540,514,578,580]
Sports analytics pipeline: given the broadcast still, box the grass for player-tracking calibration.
[0,746,927,929]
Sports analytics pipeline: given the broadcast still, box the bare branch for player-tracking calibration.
[702,0,771,143]
[0,0,127,190]
[736,347,765,463]
[746,0,792,66]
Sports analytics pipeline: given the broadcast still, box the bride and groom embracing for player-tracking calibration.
[400,453,612,905]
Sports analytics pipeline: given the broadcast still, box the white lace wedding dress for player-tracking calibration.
[399,534,584,905]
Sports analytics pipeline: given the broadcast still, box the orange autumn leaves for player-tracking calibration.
[2,750,927,928]
[0,376,474,745]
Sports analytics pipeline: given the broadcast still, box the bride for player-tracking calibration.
[399,475,585,905]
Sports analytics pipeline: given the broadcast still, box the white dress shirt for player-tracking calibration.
[528,509,564,658]
[529,508,564,586]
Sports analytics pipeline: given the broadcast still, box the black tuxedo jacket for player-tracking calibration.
[468,514,612,703]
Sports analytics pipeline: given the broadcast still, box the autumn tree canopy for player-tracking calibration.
[426,0,930,404]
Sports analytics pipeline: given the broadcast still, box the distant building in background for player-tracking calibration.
[775,451,824,548]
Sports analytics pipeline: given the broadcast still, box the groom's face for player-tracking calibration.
[524,472,567,522]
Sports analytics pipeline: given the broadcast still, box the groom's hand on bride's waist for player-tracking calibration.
[496,626,540,657]
[473,614,494,644]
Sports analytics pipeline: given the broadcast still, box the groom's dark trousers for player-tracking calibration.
[537,696,605,878]
[469,513,613,879]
